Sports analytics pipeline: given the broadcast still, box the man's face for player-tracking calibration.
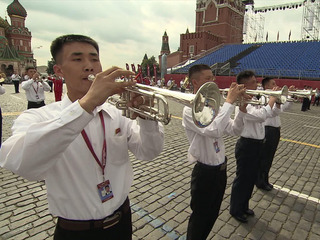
[264,79,276,90]
[54,42,102,101]
[26,69,37,78]
[192,69,215,92]
[244,76,258,90]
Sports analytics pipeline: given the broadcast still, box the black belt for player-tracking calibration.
[57,198,130,231]
[240,136,265,143]
[197,159,227,171]
[28,100,44,104]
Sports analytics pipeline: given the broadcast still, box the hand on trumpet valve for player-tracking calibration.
[225,83,246,104]
[288,85,296,91]
[79,66,135,113]
[126,93,154,119]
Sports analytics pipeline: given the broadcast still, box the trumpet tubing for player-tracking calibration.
[219,86,288,105]
[108,82,221,127]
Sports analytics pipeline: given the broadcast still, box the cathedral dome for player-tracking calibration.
[7,0,27,18]
[0,16,10,29]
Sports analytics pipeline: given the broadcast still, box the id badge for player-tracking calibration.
[35,94,39,99]
[213,141,220,153]
[97,180,114,203]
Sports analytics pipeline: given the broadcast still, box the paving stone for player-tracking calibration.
[1,86,320,239]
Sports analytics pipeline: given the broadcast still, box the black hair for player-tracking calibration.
[25,66,36,71]
[50,34,99,63]
[236,70,255,84]
[261,77,273,89]
[188,64,211,79]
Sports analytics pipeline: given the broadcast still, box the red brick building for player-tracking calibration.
[0,0,34,76]
[161,0,245,69]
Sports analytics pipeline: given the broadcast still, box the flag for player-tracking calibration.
[289,30,291,41]
[147,65,150,78]
[131,64,136,72]
[137,64,143,82]
[126,63,129,70]
[153,64,157,82]
[266,32,268,42]
[277,31,279,41]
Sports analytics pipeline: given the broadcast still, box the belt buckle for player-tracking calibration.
[102,211,122,229]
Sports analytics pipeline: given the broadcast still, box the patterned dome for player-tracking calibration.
[0,16,10,29]
[7,0,27,18]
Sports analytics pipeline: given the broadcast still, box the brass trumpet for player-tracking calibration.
[220,86,289,105]
[88,74,221,127]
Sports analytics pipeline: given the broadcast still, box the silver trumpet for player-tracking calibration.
[220,86,289,105]
[108,80,221,128]
[288,88,318,99]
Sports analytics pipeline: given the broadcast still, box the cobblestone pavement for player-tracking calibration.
[0,83,320,240]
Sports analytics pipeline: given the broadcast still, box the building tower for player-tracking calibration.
[160,31,170,55]
[6,0,33,61]
[178,0,245,63]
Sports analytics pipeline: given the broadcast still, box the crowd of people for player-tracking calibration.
[0,34,319,240]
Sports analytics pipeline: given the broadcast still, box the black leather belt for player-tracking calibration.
[57,198,129,231]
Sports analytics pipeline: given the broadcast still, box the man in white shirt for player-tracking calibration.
[11,71,21,93]
[182,64,247,240]
[21,66,51,109]
[229,71,278,223]
[0,34,164,240]
[256,77,293,191]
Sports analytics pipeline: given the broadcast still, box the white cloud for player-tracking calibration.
[0,0,312,69]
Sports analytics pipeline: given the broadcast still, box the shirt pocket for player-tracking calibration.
[107,134,129,165]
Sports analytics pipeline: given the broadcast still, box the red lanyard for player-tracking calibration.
[81,112,107,178]
[32,81,39,94]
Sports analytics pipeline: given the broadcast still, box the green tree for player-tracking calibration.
[47,58,55,75]
[141,55,159,77]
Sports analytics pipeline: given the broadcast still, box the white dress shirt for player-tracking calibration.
[182,102,245,166]
[0,95,164,220]
[265,101,292,127]
[235,104,275,140]
[21,79,51,102]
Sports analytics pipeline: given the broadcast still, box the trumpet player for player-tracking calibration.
[229,71,279,223]
[256,78,294,191]
[0,34,164,240]
[182,64,248,240]
[21,66,51,109]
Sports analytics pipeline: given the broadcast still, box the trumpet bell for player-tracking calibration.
[192,82,221,127]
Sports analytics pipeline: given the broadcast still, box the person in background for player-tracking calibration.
[229,70,278,223]
[255,77,293,191]
[21,66,51,109]
[11,71,21,93]
[53,76,63,101]
[47,74,54,92]
[182,64,248,240]
[0,83,5,148]
[0,34,164,240]
[313,88,320,106]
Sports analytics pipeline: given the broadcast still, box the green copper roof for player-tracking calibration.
[0,16,10,29]
[7,0,27,18]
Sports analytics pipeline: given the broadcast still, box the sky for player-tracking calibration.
[0,0,307,69]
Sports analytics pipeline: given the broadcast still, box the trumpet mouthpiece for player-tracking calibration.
[88,74,95,81]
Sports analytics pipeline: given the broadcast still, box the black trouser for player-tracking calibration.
[187,160,227,240]
[27,101,45,109]
[230,137,263,216]
[313,96,319,106]
[54,199,132,240]
[301,97,309,111]
[13,81,19,93]
[256,126,280,187]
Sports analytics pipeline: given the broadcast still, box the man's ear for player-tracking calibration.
[53,64,63,78]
